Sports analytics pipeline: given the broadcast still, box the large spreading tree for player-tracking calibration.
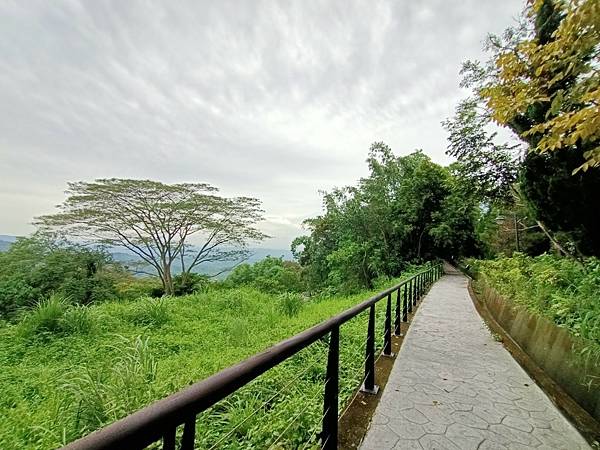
[36,179,267,295]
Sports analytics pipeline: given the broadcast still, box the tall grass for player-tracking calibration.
[0,266,427,449]
[20,294,67,337]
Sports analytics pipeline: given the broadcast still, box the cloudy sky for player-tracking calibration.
[0,0,522,248]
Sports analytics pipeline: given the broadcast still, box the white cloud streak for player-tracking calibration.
[0,0,522,247]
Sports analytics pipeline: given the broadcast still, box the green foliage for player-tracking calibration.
[61,306,95,335]
[114,277,164,301]
[18,296,97,339]
[35,178,267,296]
[172,272,209,296]
[20,295,67,337]
[225,257,305,293]
[294,143,481,290]
[0,266,428,449]
[471,254,600,350]
[125,297,170,328]
[457,0,600,257]
[63,336,158,437]
[0,234,120,318]
[277,293,303,318]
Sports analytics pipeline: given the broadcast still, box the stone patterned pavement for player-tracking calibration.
[360,267,590,450]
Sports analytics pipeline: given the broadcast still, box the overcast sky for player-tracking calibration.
[0,0,522,248]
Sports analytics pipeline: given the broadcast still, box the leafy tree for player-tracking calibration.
[480,0,600,172]
[36,179,267,295]
[458,0,600,257]
[293,143,481,291]
[442,99,520,204]
[0,234,119,317]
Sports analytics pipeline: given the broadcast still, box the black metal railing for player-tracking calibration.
[62,263,444,450]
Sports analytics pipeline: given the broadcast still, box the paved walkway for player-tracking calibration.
[360,267,590,450]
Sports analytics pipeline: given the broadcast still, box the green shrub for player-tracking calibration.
[61,306,95,335]
[173,273,209,296]
[20,294,67,337]
[115,277,164,301]
[225,257,305,294]
[277,293,303,318]
[473,254,600,350]
[64,336,158,436]
[127,298,170,328]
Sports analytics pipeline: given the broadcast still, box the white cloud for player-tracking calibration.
[0,0,523,247]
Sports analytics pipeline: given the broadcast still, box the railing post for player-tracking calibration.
[394,287,401,336]
[407,278,413,313]
[413,275,418,306]
[181,417,196,450]
[402,283,408,322]
[163,428,175,450]
[360,304,379,394]
[322,326,339,450]
[383,293,394,356]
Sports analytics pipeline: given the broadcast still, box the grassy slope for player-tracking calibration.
[0,274,418,449]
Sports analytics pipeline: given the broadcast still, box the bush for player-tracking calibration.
[126,298,170,328]
[19,296,99,338]
[0,235,124,318]
[277,293,303,318]
[173,273,209,296]
[225,257,305,294]
[61,306,95,334]
[20,294,67,337]
[472,254,600,349]
[115,277,164,301]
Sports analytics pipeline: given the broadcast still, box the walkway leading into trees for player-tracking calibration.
[360,265,590,450]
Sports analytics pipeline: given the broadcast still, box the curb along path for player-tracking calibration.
[359,266,590,449]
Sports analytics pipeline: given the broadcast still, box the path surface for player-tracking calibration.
[360,266,590,450]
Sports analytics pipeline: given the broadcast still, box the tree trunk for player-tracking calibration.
[162,261,174,296]
[535,220,584,267]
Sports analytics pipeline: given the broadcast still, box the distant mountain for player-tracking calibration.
[113,247,294,278]
[0,234,292,278]
[0,235,18,252]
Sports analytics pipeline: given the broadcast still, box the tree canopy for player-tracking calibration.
[36,179,267,295]
[450,0,600,258]
[293,143,481,291]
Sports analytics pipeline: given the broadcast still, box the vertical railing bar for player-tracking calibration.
[402,282,408,322]
[321,326,339,450]
[360,304,379,394]
[407,278,413,313]
[394,287,401,336]
[163,427,176,450]
[181,417,196,450]
[383,293,393,356]
[413,275,417,306]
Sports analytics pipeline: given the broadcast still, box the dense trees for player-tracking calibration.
[0,234,120,317]
[36,179,267,295]
[449,0,600,258]
[225,256,305,293]
[293,143,481,291]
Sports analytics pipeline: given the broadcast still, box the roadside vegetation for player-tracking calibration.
[447,0,600,368]
[469,255,600,354]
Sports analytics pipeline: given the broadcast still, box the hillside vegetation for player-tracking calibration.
[0,266,426,449]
